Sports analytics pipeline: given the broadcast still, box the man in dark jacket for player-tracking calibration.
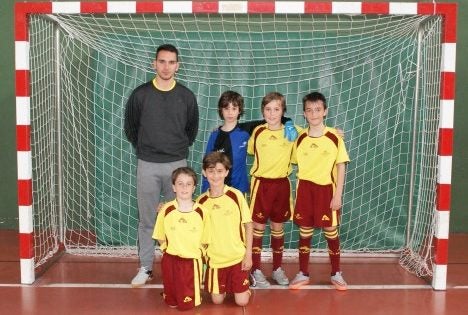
[124,44,199,287]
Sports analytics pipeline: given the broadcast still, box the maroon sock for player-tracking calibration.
[252,229,264,271]
[298,237,312,275]
[271,233,284,271]
[326,236,341,275]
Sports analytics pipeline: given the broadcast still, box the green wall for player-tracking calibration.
[1,0,466,232]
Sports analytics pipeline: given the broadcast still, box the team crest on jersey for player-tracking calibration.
[183,296,193,303]
[322,150,331,157]
[269,135,278,140]
[178,218,187,224]
[212,204,221,210]
[322,215,330,221]
[310,143,319,149]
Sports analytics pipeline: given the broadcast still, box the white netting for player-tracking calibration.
[28,13,442,279]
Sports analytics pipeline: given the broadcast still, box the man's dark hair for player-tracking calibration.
[156,44,179,61]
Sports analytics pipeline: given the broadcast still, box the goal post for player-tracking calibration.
[15,1,456,290]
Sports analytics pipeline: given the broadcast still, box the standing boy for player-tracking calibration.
[124,44,199,287]
[202,90,297,194]
[153,167,208,310]
[247,92,297,287]
[197,152,253,307]
[289,92,350,291]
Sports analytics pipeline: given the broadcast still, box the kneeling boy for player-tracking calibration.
[197,152,253,306]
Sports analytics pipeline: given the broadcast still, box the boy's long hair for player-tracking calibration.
[217,90,245,119]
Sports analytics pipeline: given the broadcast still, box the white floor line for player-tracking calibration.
[0,283,436,290]
[252,284,433,290]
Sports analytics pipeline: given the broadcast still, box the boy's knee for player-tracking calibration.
[234,290,251,306]
[235,299,249,307]
[211,293,225,305]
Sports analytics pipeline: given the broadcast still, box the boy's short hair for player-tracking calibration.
[302,92,327,111]
[217,90,244,119]
[171,166,197,186]
[261,92,286,113]
[202,152,232,171]
[156,44,179,61]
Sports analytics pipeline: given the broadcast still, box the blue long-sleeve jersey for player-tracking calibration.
[202,121,261,193]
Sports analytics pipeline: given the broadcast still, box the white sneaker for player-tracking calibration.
[331,271,348,291]
[131,266,153,287]
[271,267,289,285]
[249,269,271,288]
[288,271,310,290]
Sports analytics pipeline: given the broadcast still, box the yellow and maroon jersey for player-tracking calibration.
[196,186,252,269]
[292,126,350,186]
[153,200,208,259]
[247,123,296,178]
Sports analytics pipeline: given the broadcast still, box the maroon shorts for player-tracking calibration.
[204,261,250,295]
[294,179,340,228]
[161,253,203,311]
[250,177,292,224]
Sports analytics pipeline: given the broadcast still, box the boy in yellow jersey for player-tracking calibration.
[247,92,298,287]
[197,152,253,307]
[289,92,350,291]
[153,167,209,310]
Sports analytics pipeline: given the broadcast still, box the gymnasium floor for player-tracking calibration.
[1,230,467,315]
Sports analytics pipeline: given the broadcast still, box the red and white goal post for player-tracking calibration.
[15,1,456,289]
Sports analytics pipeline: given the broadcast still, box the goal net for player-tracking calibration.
[24,8,445,283]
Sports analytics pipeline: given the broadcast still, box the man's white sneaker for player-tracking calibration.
[271,267,289,285]
[249,269,271,288]
[131,267,153,287]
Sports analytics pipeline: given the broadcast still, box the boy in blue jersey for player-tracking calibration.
[202,91,297,194]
